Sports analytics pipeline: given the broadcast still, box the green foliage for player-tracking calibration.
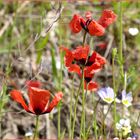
[36,35,49,64]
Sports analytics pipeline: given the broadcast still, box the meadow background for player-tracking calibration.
[0,0,140,139]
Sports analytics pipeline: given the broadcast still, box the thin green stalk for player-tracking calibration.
[58,105,61,139]
[69,75,75,138]
[119,2,123,67]
[83,31,87,46]
[71,79,83,139]
[92,96,100,140]
[80,69,86,139]
[86,98,101,139]
[101,103,112,138]
[118,1,124,93]
[33,115,39,140]
[124,72,127,90]
[57,50,63,140]
[112,49,117,136]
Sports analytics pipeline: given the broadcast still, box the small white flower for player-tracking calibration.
[122,90,133,107]
[25,131,33,137]
[97,87,115,104]
[128,27,139,36]
[116,122,122,130]
[116,118,132,136]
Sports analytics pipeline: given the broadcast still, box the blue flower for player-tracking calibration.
[97,87,115,104]
[121,90,133,107]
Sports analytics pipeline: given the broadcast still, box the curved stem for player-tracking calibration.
[33,115,39,140]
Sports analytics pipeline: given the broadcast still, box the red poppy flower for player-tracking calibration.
[69,14,85,33]
[69,10,116,36]
[61,46,106,75]
[10,87,63,115]
[60,45,90,74]
[26,80,41,89]
[87,20,105,36]
[84,81,98,91]
[61,46,106,91]
[98,9,117,28]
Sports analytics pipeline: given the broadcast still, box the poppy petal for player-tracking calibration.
[85,62,102,74]
[69,14,84,33]
[89,51,106,65]
[98,10,117,28]
[29,87,50,115]
[84,81,98,91]
[10,90,29,112]
[87,20,105,36]
[72,45,90,60]
[60,46,74,67]
[44,92,63,113]
[84,68,94,78]
[68,64,81,75]
[26,80,41,88]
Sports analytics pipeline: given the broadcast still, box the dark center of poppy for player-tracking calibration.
[85,77,92,83]
[34,107,42,115]
[78,58,86,65]
[80,19,92,32]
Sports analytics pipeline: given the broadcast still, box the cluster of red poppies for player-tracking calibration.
[69,9,117,36]
[62,9,117,91]
[9,9,116,116]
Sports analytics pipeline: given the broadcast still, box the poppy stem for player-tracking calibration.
[71,78,83,139]
[80,67,86,139]
[69,74,75,138]
[33,115,39,140]
[83,31,87,46]
[93,98,101,140]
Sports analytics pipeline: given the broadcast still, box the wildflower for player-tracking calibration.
[87,20,105,36]
[98,9,117,28]
[116,118,132,136]
[97,87,115,104]
[60,45,106,91]
[122,90,133,107]
[69,9,117,36]
[69,14,85,33]
[117,90,133,107]
[10,87,63,115]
